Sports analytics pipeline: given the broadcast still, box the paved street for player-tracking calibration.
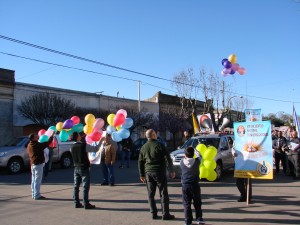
[0,161,299,225]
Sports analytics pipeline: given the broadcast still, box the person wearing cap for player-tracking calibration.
[27,132,54,200]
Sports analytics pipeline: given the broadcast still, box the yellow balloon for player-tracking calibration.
[83,124,93,134]
[199,165,208,179]
[85,114,95,125]
[203,159,217,170]
[203,147,217,160]
[107,114,115,126]
[206,170,217,181]
[228,54,237,64]
[116,125,121,131]
[196,144,207,156]
[56,122,63,132]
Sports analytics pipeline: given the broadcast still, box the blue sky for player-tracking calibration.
[1,0,300,116]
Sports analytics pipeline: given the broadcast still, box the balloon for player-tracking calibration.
[221,71,228,77]
[196,144,207,156]
[70,116,80,125]
[222,68,231,75]
[206,170,217,181]
[118,128,130,139]
[48,126,57,132]
[223,60,232,69]
[203,147,217,160]
[228,54,237,64]
[49,138,57,148]
[107,114,115,126]
[45,129,54,137]
[231,63,240,71]
[38,129,46,137]
[90,131,102,142]
[63,119,74,129]
[122,117,134,129]
[72,123,84,133]
[112,131,122,142]
[116,109,127,118]
[83,125,92,134]
[59,130,69,142]
[39,134,49,143]
[199,166,208,179]
[56,122,63,132]
[106,125,116,134]
[93,118,105,130]
[237,67,246,75]
[85,114,95,125]
[229,69,236,75]
[221,58,228,66]
[203,159,217,170]
[85,135,94,145]
[113,113,125,127]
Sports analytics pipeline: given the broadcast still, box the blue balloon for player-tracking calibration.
[112,131,122,142]
[72,123,84,132]
[223,60,232,69]
[118,128,130,139]
[39,134,49,143]
[59,130,69,142]
[221,58,228,66]
[48,125,57,132]
[106,125,116,134]
[121,117,133,129]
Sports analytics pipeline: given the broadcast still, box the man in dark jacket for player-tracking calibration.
[289,131,300,180]
[27,132,54,200]
[273,131,288,174]
[71,132,95,209]
[138,129,175,220]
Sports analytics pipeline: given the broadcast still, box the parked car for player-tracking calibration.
[131,137,167,159]
[0,135,74,174]
[170,133,234,180]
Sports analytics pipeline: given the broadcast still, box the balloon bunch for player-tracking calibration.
[56,116,84,142]
[221,54,246,77]
[83,114,105,145]
[196,144,218,181]
[106,109,133,142]
[38,126,57,147]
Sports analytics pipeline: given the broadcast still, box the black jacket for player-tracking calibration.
[71,142,90,169]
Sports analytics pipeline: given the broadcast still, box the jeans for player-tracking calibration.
[182,183,203,225]
[121,151,131,167]
[31,164,44,199]
[145,172,170,216]
[101,162,115,184]
[73,167,90,205]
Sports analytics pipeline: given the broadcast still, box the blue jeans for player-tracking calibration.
[121,151,131,167]
[101,162,115,184]
[31,164,44,199]
[73,167,90,205]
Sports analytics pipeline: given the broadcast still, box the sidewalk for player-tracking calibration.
[0,162,299,225]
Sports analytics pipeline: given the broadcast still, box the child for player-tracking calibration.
[180,146,205,225]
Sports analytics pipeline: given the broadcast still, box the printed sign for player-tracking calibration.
[244,109,262,122]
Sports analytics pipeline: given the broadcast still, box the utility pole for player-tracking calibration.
[138,80,141,112]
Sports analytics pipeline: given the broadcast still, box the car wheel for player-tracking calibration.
[7,157,24,174]
[215,161,223,181]
[60,153,73,168]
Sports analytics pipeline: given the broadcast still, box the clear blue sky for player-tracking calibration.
[1,0,299,116]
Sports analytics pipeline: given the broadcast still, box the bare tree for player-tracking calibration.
[18,93,76,126]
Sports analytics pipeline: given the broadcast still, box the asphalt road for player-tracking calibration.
[0,161,299,225]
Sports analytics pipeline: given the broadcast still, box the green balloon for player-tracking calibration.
[72,123,84,132]
[199,165,208,179]
[39,135,49,143]
[203,147,217,160]
[206,170,217,181]
[59,130,69,142]
[203,159,217,170]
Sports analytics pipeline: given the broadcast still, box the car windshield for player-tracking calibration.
[181,138,194,149]
[198,138,220,148]
[1,137,27,147]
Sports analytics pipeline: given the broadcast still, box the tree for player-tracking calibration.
[18,93,76,126]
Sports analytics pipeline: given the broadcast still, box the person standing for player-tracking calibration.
[182,131,191,145]
[70,132,95,209]
[43,146,54,180]
[27,132,54,200]
[119,136,133,168]
[273,131,288,174]
[180,146,205,225]
[138,129,176,220]
[289,131,300,180]
[100,133,117,186]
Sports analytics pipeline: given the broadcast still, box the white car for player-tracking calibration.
[170,133,235,180]
[0,135,74,174]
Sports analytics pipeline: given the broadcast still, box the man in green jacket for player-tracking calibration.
[138,129,175,220]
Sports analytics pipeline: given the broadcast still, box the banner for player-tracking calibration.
[233,121,273,179]
[88,151,101,164]
[293,106,300,138]
[244,109,262,122]
[192,113,200,134]
[197,113,214,132]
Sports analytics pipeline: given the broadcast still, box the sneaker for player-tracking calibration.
[152,213,158,220]
[197,218,205,224]
[162,214,175,220]
[84,203,96,209]
[237,197,246,202]
[35,196,46,200]
[101,182,109,186]
[75,203,83,208]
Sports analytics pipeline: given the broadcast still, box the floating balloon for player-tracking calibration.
[39,134,49,143]
[56,122,63,132]
[49,138,57,148]
[231,63,240,71]
[199,165,208,179]
[116,109,127,118]
[72,123,84,133]
[63,119,74,129]
[85,114,95,126]
[122,117,134,129]
[59,130,69,142]
[206,170,217,181]
[237,67,246,75]
[196,144,207,156]
[38,129,46,137]
[93,118,105,130]
[85,135,94,145]
[48,126,57,132]
[45,129,54,137]
[113,113,125,127]
[112,131,122,142]
[90,131,102,142]
[118,128,130,139]
[71,116,80,125]
[106,125,116,134]
[223,60,232,69]
[203,159,217,170]
[107,114,115,126]
[203,146,217,160]
[228,54,237,64]
[83,124,92,134]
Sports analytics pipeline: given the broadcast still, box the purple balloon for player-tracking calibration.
[222,68,231,74]
[223,60,232,69]
[230,69,236,75]
[221,58,228,66]
[62,119,74,129]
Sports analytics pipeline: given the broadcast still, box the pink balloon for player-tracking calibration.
[85,135,94,145]
[71,116,80,125]
[222,68,231,75]
[238,67,246,75]
[221,70,228,77]
[231,63,240,71]
[92,127,103,135]
[45,129,54,137]
[38,129,46,137]
[90,131,102,142]
[93,118,105,130]
[116,109,127,118]
[113,113,126,127]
